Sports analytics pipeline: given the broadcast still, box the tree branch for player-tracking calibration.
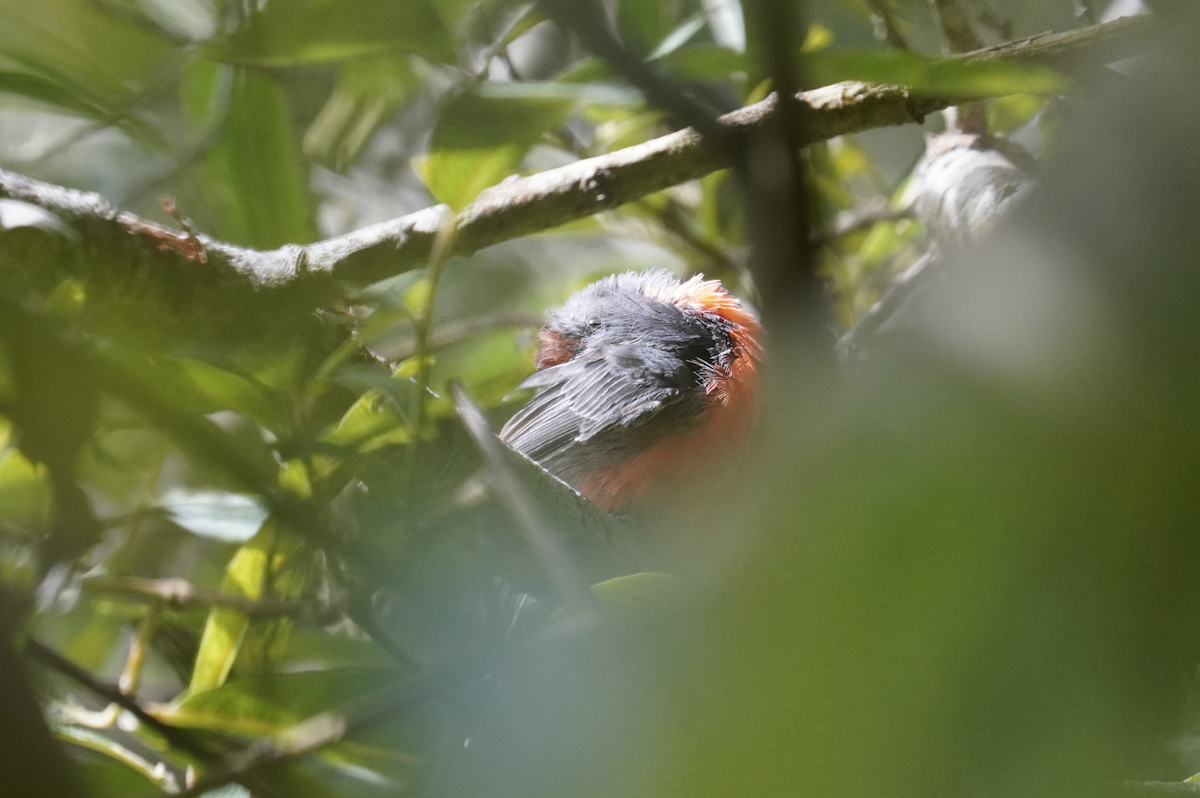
[0,15,1153,293]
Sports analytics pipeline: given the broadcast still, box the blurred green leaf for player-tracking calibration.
[57,726,177,795]
[421,87,576,210]
[648,12,708,60]
[323,390,411,452]
[206,0,456,66]
[657,44,747,82]
[0,0,174,100]
[0,445,51,533]
[592,572,681,609]
[189,519,283,693]
[157,488,269,543]
[988,93,1047,135]
[182,63,315,249]
[807,49,1068,96]
[0,70,109,118]
[617,0,680,56]
[166,357,285,431]
[166,668,400,736]
[304,53,416,170]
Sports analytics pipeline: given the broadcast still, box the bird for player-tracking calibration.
[911,130,1037,249]
[499,270,763,512]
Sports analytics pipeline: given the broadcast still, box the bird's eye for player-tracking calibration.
[586,317,603,330]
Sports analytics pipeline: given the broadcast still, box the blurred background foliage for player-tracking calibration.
[1,0,1198,797]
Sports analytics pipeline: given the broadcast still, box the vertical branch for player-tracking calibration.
[928,0,988,133]
[741,0,824,341]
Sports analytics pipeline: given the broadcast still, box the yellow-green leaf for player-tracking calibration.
[189,520,279,693]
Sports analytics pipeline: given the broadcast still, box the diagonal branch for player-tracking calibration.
[0,15,1153,294]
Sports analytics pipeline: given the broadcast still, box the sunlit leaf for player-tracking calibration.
[157,488,268,543]
[802,22,835,53]
[189,520,292,693]
[206,0,456,66]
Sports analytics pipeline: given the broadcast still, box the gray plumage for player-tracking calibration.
[500,271,734,486]
[912,132,1037,248]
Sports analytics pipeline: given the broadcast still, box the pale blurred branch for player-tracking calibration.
[865,0,912,50]
[80,575,337,621]
[0,15,1153,294]
[928,0,987,132]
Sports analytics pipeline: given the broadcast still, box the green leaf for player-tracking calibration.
[648,11,708,60]
[0,445,51,533]
[421,87,577,210]
[182,63,315,249]
[189,519,287,693]
[322,390,411,452]
[0,0,174,101]
[0,69,109,117]
[165,668,401,737]
[206,0,456,66]
[157,488,269,543]
[591,572,681,609]
[169,356,284,430]
[304,53,416,170]
[807,49,1068,97]
[57,726,178,795]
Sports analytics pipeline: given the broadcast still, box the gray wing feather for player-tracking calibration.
[499,350,678,477]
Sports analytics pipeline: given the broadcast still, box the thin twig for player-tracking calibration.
[81,575,334,621]
[538,0,732,146]
[24,639,214,760]
[118,602,160,696]
[836,250,935,363]
[813,200,915,247]
[373,311,541,363]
